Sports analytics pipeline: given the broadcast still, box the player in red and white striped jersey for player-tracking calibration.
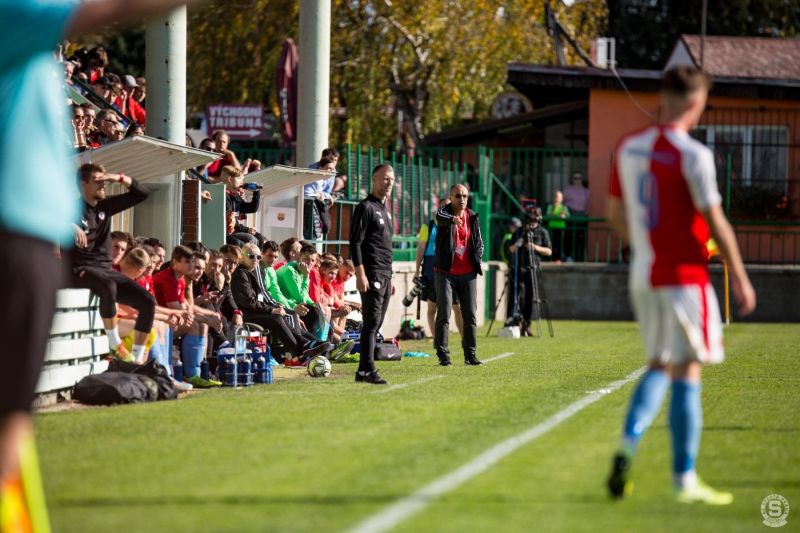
[606,67,756,505]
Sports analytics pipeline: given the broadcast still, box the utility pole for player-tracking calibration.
[138,7,188,250]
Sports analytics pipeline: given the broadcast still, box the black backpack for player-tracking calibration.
[74,372,156,405]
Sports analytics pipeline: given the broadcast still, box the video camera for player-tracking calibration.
[520,197,543,226]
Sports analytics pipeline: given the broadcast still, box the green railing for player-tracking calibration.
[225,141,800,265]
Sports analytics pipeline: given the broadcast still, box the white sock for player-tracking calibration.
[132,344,146,363]
[674,469,698,489]
[105,328,122,349]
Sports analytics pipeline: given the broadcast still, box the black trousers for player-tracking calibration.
[243,312,315,357]
[358,272,392,373]
[434,271,478,360]
[517,267,542,323]
[0,232,64,416]
[70,265,155,333]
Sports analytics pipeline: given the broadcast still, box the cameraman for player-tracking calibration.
[508,207,552,337]
[414,198,463,338]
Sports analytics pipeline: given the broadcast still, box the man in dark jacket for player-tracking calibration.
[69,163,155,363]
[434,183,484,366]
[229,243,330,362]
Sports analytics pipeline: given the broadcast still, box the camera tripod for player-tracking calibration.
[518,229,554,338]
[486,270,511,337]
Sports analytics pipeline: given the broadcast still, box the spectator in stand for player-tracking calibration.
[83,46,107,84]
[111,122,126,142]
[153,245,221,388]
[328,258,359,331]
[205,129,241,180]
[220,244,240,283]
[88,109,121,146]
[308,147,347,192]
[546,190,570,263]
[304,155,338,240]
[223,165,264,247]
[318,258,351,338]
[69,164,154,362]
[121,75,146,125]
[218,245,243,320]
[196,250,243,349]
[110,231,132,267]
[90,75,113,104]
[116,248,191,392]
[82,103,97,137]
[563,172,589,262]
[276,242,330,340]
[64,60,76,86]
[126,122,145,137]
[231,243,331,365]
[259,240,310,318]
[275,237,301,271]
[143,237,167,272]
[133,77,146,106]
[71,104,88,150]
[193,137,217,180]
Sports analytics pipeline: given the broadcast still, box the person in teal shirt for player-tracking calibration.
[0,0,206,516]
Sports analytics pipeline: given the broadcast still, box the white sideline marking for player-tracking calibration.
[345,366,647,533]
[374,375,445,394]
[483,351,515,364]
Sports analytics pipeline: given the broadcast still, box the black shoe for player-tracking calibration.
[438,357,452,366]
[303,341,333,358]
[607,452,633,499]
[355,370,388,385]
[464,355,484,366]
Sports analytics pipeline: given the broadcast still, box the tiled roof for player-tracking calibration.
[679,35,800,80]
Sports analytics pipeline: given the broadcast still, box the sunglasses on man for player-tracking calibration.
[246,253,262,260]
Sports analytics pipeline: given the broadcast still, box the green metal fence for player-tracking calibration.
[226,141,800,265]
[332,144,486,261]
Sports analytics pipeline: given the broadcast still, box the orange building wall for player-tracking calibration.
[587,89,800,263]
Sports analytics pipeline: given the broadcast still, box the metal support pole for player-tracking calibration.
[138,7,187,250]
[297,0,331,242]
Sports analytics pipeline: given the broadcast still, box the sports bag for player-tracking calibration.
[107,359,178,401]
[73,373,154,405]
[374,338,402,361]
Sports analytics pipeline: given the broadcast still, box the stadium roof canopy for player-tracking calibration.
[77,135,219,182]
[242,165,332,196]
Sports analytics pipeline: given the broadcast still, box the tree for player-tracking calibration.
[186,0,607,148]
[330,0,607,148]
[607,0,800,69]
[187,0,299,112]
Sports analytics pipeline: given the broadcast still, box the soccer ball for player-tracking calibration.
[307,355,332,377]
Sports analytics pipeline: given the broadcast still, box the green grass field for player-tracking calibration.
[35,321,800,532]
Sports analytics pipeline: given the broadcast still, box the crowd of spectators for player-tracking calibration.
[61,44,148,152]
[73,162,360,393]
[55,42,364,394]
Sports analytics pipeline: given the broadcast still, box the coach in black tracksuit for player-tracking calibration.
[349,163,395,385]
[434,183,484,367]
[69,164,155,360]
